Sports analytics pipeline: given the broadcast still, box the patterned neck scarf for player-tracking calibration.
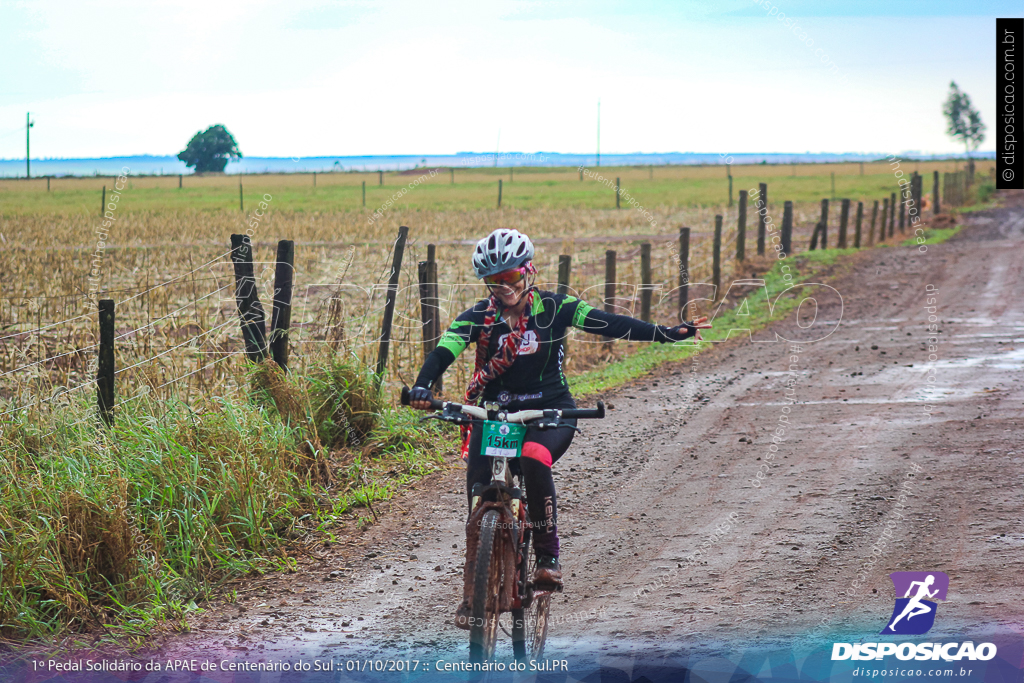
[465,288,535,404]
[459,285,536,460]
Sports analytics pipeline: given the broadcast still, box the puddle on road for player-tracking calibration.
[741,345,1022,408]
[925,346,1024,371]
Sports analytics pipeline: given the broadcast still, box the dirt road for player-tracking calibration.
[159,193,1023,664]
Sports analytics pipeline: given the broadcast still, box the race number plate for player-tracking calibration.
[482,420,527,458]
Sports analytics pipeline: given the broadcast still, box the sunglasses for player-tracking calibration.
[483,269,526,287]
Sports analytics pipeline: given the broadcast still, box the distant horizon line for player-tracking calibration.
[0,150,998,163]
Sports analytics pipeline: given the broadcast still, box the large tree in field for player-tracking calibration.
[942,82,985,158]
[177,124,242,173]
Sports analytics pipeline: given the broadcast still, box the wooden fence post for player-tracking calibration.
[313,171,317,187]
[557,255,571,295]
[615,177,621,209]
[97,299,115,428]
[830,171,835,200]
[47,177,50,192]
[880,198,889,242]
[427,243,439,348]
[497,179,503,208]
[781,201,793,256]
[418,261,433,356]
[450,168,455,185]
[375,225,409,384]
[418,247,439,355]
[819,198,829,249]
[269,239,294,371]
[868,200,879,246]
[737,190,747,261]
[239,180,244,212]
[838,198,850,249]
[757,183,767,255]
[579,168,583,181]
[178,174,182,189]
[558,254,572,358]
[913,172,921,225]
[713,215,722,300]
[230,234,268,363]
[898,188,906,233]
[378,170,383,186]
[889,192,896,237]
[728,173,733,207]
[640,243,652,323]
[362,180,366,207]
[604,250,616,346]
[427,244,439,354]
[933,170,940,214]
[678,227,690,318]
[101,185,105,217]
[854,201,864,248]
[419,244,442,393]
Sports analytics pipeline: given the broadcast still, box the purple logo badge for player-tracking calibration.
[881,571,949,635]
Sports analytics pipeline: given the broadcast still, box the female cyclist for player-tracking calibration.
[408,228,710,627]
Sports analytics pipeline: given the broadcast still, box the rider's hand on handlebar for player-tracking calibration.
[409,386,434,410]
[668,315,712,342]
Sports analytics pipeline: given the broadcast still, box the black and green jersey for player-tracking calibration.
[413,290,691,408]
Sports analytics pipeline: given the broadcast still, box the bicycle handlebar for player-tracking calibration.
[561,404,605,419]
[401,386,444,410]
[400,386,604,422]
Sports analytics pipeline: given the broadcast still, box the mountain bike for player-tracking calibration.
[401,387,604,662]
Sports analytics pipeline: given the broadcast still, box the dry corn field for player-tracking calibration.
[0,186,963,418]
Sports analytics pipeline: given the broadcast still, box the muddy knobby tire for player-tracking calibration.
[469,510,502,662]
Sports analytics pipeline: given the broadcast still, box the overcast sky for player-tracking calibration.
[0,0,1012,159]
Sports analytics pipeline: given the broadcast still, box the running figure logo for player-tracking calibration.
[881,571,949,635]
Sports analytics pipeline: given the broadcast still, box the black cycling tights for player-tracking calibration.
[465,412,577,559]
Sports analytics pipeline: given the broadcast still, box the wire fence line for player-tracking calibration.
[3,212,831,421]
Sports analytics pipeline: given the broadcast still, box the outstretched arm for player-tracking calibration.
[573,303,710,342]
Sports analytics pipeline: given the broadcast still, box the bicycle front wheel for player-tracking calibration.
[513,542,552,660]
[469,510,502,662]
[530,593,552,659]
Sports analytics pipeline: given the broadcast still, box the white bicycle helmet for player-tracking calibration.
[472,228,535,278]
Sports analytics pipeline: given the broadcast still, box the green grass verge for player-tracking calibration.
[0,357,455,643]
[900,224,964,247]
[569,253,832,398]
[569,233,961,398]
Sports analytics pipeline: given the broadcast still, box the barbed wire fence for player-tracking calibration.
[2,190,876,430]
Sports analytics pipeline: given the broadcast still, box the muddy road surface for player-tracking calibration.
[160,193,1023,663]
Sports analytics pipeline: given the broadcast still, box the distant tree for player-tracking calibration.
[942,82,985,158]
[177,124,242,173]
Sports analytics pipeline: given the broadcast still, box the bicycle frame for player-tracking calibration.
[399,387,604,660]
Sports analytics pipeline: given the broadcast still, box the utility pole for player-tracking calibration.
[26,112,34,178]
[596,99,601,167]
